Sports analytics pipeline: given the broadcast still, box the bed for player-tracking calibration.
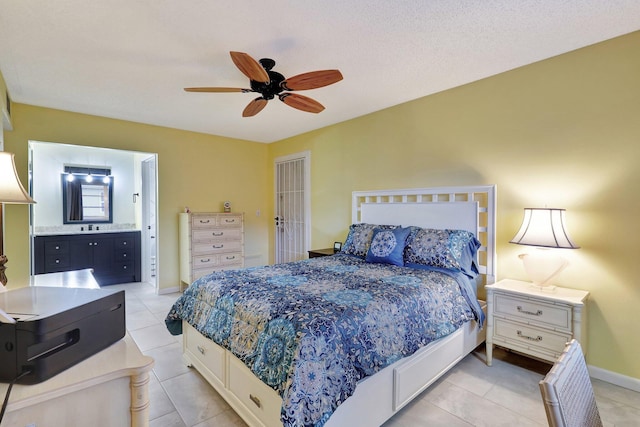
[165,185,496,427]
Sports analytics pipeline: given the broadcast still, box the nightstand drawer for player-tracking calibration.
[493,318,571,356]
[494,294,571,330]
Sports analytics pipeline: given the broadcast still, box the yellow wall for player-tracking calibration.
[1,31,638,380]
[268,32,640,378]
[3,105,270,293]
[0,72,7,115]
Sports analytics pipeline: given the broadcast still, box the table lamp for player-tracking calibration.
[0,152,36,287]
[510,208,579,291]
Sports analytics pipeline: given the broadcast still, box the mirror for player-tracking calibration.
[62,173,114,224]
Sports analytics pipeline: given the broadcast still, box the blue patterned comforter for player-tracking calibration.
[165,253,483,427]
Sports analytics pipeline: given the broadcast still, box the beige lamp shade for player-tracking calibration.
[0,152,35,204]
[510,208,578,290]
[0,152,35,287]
[510,208,578,249]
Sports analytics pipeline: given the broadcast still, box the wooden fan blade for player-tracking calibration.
[230,51,270,83]
[279,93,325,114]
[281,70,343,91]
[243,98,268,117]
[184,87,247,93]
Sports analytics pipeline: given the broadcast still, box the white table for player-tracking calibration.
[29,268,100,289]
[0,334,153,426]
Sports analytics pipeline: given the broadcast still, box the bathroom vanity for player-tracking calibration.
[33,231,141,286]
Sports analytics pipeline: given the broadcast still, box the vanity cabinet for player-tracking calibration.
[33,231,141,286]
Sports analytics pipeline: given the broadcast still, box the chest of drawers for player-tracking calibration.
[179,212,244,289]
[485,279,589,364]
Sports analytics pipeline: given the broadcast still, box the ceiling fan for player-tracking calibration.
[184,51,343,117]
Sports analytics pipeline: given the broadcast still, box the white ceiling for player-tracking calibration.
[1,1,639,143]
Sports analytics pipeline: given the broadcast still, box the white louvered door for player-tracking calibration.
[274,152,310,264]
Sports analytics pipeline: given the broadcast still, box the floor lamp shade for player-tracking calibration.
[0,152,36,287]
[0,152,35,204]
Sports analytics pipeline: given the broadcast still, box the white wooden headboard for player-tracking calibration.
[352,185,496,284]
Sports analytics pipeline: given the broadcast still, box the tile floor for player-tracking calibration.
[117,282,640,426]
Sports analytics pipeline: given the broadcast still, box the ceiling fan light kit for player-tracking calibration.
[184,51,343,117]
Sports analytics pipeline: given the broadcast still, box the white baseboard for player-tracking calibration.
[589,364,640,393]
[158,286,180,295]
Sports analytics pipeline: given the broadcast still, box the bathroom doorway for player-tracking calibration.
[29,141,159,290]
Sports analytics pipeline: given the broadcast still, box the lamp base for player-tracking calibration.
[518,249,569,290]
[529,282,557,292]
[0,254,7,287]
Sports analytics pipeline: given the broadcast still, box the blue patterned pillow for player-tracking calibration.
[365,227,411,266]
[341,223,399,259]
[404,228,481,277]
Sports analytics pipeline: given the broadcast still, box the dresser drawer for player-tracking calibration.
[493,318,571,356]
[192,228,242,242]
[193,255,219,269]
[192,263,242,282]
[192,215,218,229]
[216,215,243,227]
[219,252,242,266]
[192,241,242,255]
[228,356,281,427]
[494,294,571,330]
[185,324,226,384]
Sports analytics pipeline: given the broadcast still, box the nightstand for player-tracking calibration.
[485,279,589,365]
[307,248,336,258]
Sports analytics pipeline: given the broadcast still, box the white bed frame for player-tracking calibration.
[182,185,497,427]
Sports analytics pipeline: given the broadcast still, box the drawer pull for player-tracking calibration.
[212,244,224,249]
[249,394,261,408]
[55,245,60,250]
[197,345,206,355]
[55,259,60,263]
[517,306,543,316]
[200,258,211,263]
[517,330,543,342]
[199,219,211,224]
[212,232,223,236]
[225,219,235,223]
[226,256,236,260]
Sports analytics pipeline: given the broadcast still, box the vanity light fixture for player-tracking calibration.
[510,208,579,291]
[85,174,93,183]
[102,176,110,184]
[0,152,36,287]
[66,173,75,182]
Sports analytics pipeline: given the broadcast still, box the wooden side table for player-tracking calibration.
[485,279,589,365]
[307,248,336,258]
